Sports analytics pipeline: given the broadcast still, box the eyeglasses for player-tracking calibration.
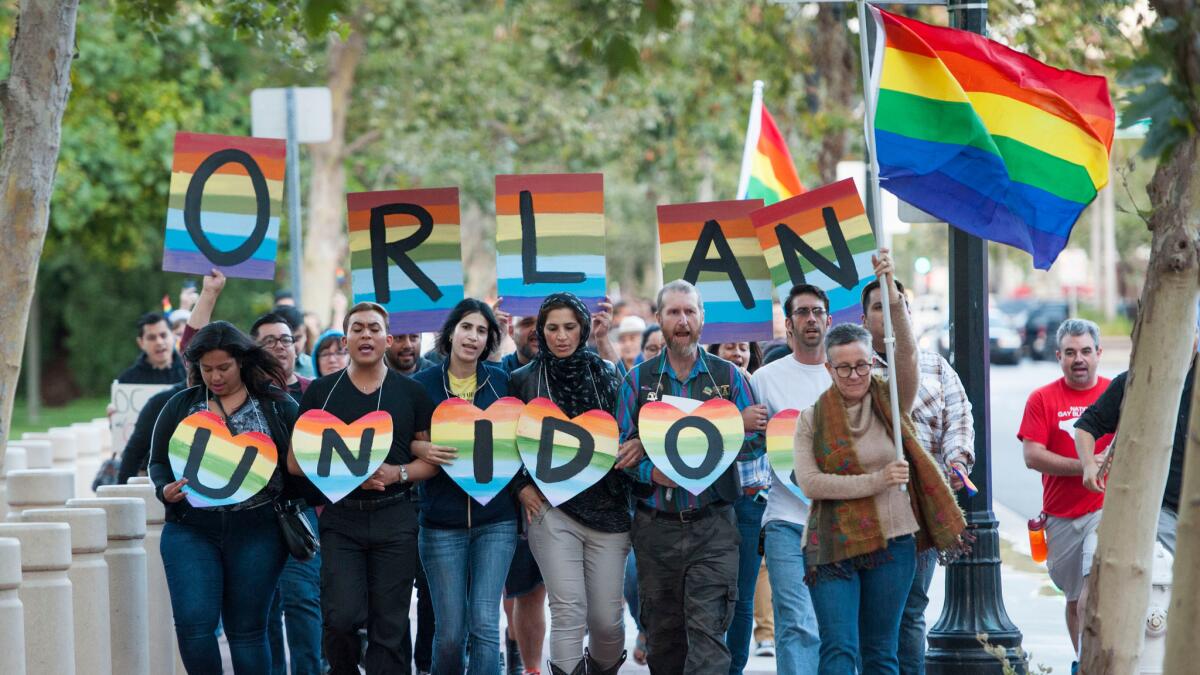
[319,349,350,359]
[791,307,827,319]
[832,363,872,379]
[258,335,295,349]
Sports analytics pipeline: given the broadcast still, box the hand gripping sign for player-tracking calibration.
[168,411,279,508]
[430,397,525,506]
[639,398,746,496]
[291,410,394,504]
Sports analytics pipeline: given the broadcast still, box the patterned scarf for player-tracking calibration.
[805,375,968,579]
[533,293,619,417]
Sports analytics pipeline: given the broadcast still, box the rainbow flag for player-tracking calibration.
[868,7,1114,270]
[737,84,805,205]
[347,187,464,334]
[163,132,285,280]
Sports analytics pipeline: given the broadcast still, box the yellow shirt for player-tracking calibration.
[448,372,477,401]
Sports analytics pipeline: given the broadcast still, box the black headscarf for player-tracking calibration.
[533,292,620,417]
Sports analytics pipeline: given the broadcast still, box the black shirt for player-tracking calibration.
[118,382,187,484]
[1074,360,1194,512]
[117,352,187,385]
[299,368,435,502]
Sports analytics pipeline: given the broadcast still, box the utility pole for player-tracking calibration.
[926,1,1028,673]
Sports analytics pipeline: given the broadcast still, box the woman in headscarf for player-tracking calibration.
[509,292,644,675]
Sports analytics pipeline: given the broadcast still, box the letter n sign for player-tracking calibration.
[163,132,286,280]
[347,188,466,333]
[494,173,608,316]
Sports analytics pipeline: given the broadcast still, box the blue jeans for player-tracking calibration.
[269,508,324,675]
[623,549,641,632]
[420,520,518,675]
[763,520,820,674]
[161,504,287,674]
[726,495,766,675]
[807,535,917,675]
[898,549,937,675]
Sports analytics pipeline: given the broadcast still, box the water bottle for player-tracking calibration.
[1028,512,1048,563]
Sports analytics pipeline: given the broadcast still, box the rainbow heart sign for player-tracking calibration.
[765,409,809,504]
[291,410,394,504]
[515,398,619,507]
[430,397,525,505]
[168,411,279,508]
[639,398,745,496]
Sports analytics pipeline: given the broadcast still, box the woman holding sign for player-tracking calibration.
[509,292,642,675]
[149,320,312,674]
[411,298,519,675]
[792,251,966,674]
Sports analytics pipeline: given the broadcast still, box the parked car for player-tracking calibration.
[1023,302,1070,361]
[918,316,1022,365]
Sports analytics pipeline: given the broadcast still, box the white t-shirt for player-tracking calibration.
[750,356,833,527]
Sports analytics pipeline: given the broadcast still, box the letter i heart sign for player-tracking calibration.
[430,397,525,505]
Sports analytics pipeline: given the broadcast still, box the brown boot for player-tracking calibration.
[548,658,586,675]
[584,648,627,675]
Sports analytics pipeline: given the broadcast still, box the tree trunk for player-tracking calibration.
[812,5,855,184]
[0,0,81,467]
[301,28,365,328]
[1166,333,1200,673]
[1081,134,1200,674]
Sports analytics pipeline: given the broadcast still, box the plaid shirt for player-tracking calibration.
[617,350,767,511]
[874,349,975,472]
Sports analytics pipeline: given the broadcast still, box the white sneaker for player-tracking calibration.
[754,640,775,657]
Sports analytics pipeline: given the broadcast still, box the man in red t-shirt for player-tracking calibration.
[1018,319,1111,663]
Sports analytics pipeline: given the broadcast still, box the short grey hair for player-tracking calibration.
[656,279,703,312]
[824,323,873,359]
[1056,318,1100,349]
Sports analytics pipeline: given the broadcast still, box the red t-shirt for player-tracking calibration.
[1018,377,1112,518]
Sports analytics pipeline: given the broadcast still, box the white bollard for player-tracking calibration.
[21,508,111,675]
[91,419,112,454]
[0,538,26,675]
[46,428,79,471]
[67,497,149,675]
[97,484,173,675]
[6,470,75,521]
[9,440,52,469]
[0,522,75,675]
[70,423,103,498]
[128,476,152,486]
[0,447,29,521]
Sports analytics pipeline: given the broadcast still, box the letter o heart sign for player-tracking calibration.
[291,410,394,504]
[515,398,619,507]
[640,398,744,496]
[765,409,809,504]
[430,397,525,505]
[168,411,279,508]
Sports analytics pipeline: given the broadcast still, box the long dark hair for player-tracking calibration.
[184,321,287,400]
[435,299,502,361]
[707,341,763,374]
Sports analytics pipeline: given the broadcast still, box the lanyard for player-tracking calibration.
[653,352,722,402]
[323,368,386,412]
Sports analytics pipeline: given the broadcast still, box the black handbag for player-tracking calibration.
[275,499,320,561]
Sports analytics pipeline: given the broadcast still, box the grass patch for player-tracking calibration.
[8,396,110,438]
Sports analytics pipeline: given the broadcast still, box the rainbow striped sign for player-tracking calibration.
[167,411,279,508]
[291,409,394,504]
[765,409,809,504]
[163,132,285,280]
[348,188,464,334]
[515,398,618,507]
[657,200,773,343]
[430,397,525,505]
[495,174,606,316]
[639,398,745,496]
[751,178,877,325]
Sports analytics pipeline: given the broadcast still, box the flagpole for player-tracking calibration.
[736,80,764,200]
[855,0,905,482]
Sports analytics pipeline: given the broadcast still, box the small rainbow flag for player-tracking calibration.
[347,187,465,334]
[291,409,394,504]
[161,295,173,314]
[737,83,805,206]
[657,200,773,343]
[430,397,524,506]
[515,397,619,507]
[167,411,278,508]
[163,132,285,280]
[868,7,1114,270]
[750,178,878,325]
[495,174,606,316]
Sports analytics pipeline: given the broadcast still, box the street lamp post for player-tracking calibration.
[926,2,1028,673]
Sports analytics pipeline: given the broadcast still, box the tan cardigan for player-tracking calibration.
[793,299,921,540]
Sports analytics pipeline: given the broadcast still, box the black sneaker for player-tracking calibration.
[506,634,524,675]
